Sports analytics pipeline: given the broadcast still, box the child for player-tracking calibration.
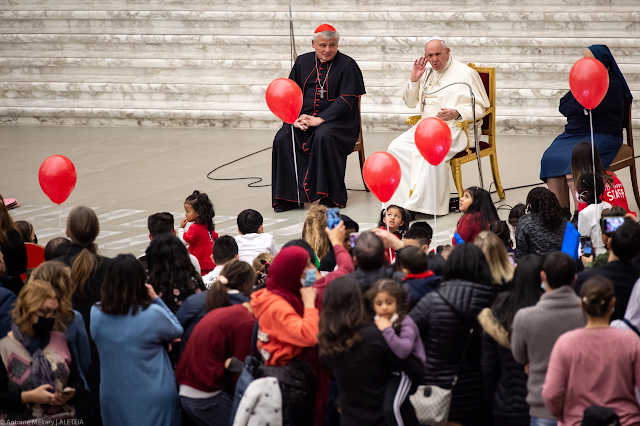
[302,205,331,264]
[576,173,611,256]
[403,225,432,254]
[396,246,440,309]
[178,190,217,275]
[368,279,426,426]
[508,203,526,233]
[378,205,410,238]
[489,220,514,254]
[235,209,278,264]
[453,186,499,245]
[572,141,633,215]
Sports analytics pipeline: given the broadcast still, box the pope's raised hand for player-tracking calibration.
[411,56,428,83]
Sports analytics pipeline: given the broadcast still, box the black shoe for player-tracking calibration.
[319,197,338,208]
[274,200,303,212]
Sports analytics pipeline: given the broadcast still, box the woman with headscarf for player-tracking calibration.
[250,246,319,426]
[541,45,632,210]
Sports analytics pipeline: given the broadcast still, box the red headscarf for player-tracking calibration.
[265,246,310,316]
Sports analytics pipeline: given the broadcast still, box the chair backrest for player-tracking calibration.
[624,101,633,148]
[25,243,45,270]
[467,63,495,135]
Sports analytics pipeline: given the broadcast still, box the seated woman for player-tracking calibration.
[542,276,640,426]
[541,45,632,209]
[0,279,84,422]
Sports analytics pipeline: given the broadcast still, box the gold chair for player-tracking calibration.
[352,97,369,191]
[406,63,505,199]
[607,102,639,208]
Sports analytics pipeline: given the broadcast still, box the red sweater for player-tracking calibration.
[183,222,217,273]
[175,304,255,392]
[313,245,355,300]
[577,171,634,215]
[453,212,485,245]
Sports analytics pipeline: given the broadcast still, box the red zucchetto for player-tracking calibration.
[314,24,336,33]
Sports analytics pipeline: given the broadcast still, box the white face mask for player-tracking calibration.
[541,281,547,291]
[525,204,531,215]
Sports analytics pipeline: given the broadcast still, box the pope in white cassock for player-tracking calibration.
[387,37,490,215]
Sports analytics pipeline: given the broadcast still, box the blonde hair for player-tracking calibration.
[302,205,331,260]
[66,206,100,297]
[253,252,274,273]
[29,261,75,326]
[13,279,66,334]
[474,231,514,285]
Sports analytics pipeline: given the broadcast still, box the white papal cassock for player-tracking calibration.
[387,57,490,215]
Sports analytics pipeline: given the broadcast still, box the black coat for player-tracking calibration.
[0,228,27,296]
[478,308,530,426]
[409,279,495,426]
[344,265,405,293]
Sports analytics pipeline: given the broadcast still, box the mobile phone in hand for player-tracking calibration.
[580,236,594,257]
[326,208,340,230]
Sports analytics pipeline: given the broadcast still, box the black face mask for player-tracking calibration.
[32,316,55,336]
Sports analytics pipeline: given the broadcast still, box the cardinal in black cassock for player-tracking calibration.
[271,24,366,212]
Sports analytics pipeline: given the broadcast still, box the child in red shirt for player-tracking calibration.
[378,205,410,261]
[453,187,499,245]
[178,190,218,275]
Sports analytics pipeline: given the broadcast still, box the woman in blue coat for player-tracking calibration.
[90,254,183,426]
[541,45,632,210]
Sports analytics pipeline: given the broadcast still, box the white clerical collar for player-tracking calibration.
[435,57,452,74]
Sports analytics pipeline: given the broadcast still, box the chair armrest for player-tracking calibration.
[406,115,421,126]
[456,107,493,129]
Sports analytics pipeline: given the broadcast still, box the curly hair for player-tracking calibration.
[318,276,368,358]
[184,190,215,233]
[13,279,66,334]
[29,261,75,327]
[145,233,206,313]
[526,187,567,230]
[302,205,331,260]
[377,205,410,237]
[365,279,408,335]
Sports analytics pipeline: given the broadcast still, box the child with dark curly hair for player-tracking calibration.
[178,190,218,275]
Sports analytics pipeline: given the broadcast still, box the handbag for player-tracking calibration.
[409,327,474,426]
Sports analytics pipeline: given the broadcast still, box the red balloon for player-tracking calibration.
[363,152,401,203]
[569,58,609,110]
[414,117,452,166]
[266,78,303,124]
[38,155,77,204]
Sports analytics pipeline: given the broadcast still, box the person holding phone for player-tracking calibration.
[0,279,85,422]
[581,207,626,270]
[574,219,640,322]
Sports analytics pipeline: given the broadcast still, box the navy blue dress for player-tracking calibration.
[540,74,624,180]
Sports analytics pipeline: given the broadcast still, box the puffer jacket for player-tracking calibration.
[478,308,530,426]
[409,279,494,426]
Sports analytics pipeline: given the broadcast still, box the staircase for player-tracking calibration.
[1,0,638,135]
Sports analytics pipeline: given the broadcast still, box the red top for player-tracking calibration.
[577,171,634,215]
[403,271,434,281]
[175,304,255,392]
[183,222,217,273]
[380,226,402,261]
[452,212,485,245]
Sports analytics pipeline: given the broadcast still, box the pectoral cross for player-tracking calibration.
[319,88,326,99]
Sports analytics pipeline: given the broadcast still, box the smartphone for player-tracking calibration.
[326,207,341,230]
[604,216,625,234]
[349,232,360,248]
[61,387,76,398]
[580,236,594,257]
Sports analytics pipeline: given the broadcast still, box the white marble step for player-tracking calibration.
[3,0,637,9]
[2,80,639,110]
[2,57,639,84]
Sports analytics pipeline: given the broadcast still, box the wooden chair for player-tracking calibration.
[352,97,369,191]
[19,242,45,282]
[406,63,505,199]
[607,102,639,208]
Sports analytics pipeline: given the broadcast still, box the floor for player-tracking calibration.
[2,125,637,258]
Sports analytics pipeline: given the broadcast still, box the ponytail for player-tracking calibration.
[71,248,97,296]
[66,206,100,297]
[205,280,231,312]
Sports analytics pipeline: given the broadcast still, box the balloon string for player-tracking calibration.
[589,109,598,212]
[433,179,437,249]
[385,207,393,261]
[291,124,301,208]
[58,205,62,237]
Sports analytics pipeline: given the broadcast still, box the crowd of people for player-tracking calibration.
[1,178,640,426]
